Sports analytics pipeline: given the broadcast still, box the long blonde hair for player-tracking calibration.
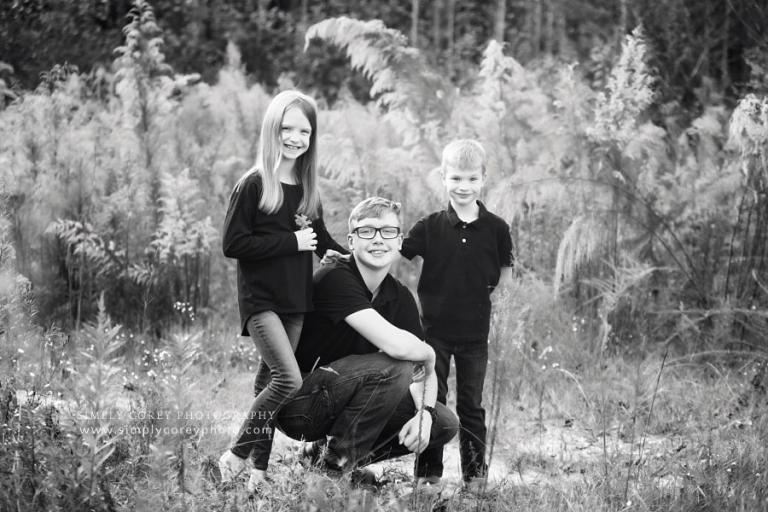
[236,90,320,218]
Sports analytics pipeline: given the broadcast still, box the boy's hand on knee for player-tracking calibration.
[398,412,432,454]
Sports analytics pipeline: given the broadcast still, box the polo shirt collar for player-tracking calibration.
[348,256,398,304]
[447,201,489,226]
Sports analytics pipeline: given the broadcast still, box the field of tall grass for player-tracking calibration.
[3,5,768,510]
[3,273,767,511]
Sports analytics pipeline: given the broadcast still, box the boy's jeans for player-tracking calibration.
[418,336,489,481]
[231,311,304,470]
[364,391,459,476]
[276,352,414,471]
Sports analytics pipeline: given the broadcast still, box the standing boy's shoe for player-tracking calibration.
[415,476,443,495]
[246,469,273,494]
[218,450,247,483]
[463,476,496,494]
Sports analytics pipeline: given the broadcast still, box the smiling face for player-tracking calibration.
[441,164,485,208]
[348,212,403,272]
[279,106,312,161]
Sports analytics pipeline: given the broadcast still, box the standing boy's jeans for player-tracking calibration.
[231,311,303,470]
[418,336,488,481]
[276,353,414,471]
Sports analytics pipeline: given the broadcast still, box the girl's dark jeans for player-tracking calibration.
[231,311,304,470]
[417,336,489,481]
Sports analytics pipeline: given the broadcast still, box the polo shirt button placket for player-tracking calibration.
[460,223,468,244]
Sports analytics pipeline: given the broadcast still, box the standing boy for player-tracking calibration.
[400,139,513,489]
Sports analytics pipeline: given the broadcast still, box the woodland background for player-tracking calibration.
[2,1,768,511]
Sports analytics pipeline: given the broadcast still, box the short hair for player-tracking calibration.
[441,139,486,173]
[348,197,402,232]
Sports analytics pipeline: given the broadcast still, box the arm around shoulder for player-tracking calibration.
[400,217,427,260]
[312,207,348,258]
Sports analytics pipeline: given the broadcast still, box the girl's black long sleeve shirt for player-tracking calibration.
[223,173,347,335]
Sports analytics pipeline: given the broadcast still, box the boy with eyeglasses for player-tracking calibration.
[400,140,514,490]
[274,197,458,483]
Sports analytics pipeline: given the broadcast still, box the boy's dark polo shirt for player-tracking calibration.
[294,257,424,373]
[401,201,513,342]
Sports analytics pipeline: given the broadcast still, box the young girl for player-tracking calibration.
[219,90,346,491]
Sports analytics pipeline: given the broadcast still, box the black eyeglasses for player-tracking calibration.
[351,226,401,239]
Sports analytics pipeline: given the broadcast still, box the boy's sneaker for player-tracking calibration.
[415,476,443,496]
[300,440,325,467]
[321,463,380,490]
[349,468,379,489]
[416,476,442,486]
[463,476,496,494]
[218,450,247,483]
[246,469,273,494]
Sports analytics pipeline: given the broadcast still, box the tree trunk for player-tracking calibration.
[7,195,27,276]
[446,0,455,76]
[533,0,542,56]
[556,0,567,55]
[411,0,419,46]
[701,0,712,78]
[296,0,309,48]
[204,0,214,41]
[494,0,506,43]
[619,0,627,37]
[433,0,442,49]
[258,0,268,27]
[544,0,555,54]
[721,0,730,89]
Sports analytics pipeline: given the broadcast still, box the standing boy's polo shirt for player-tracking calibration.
[294,257,424,373]
[401,201,513,342]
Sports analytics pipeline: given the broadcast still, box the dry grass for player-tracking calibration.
[2,279,768,511]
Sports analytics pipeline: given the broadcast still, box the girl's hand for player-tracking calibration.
[295,228,317,251]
